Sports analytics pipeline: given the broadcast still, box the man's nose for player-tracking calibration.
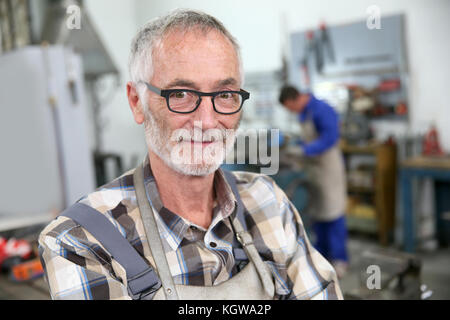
[193,96,219,129]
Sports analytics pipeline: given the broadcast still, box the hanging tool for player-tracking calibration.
[299,22,336,84]
[300,30,315,87]
[316,22,335,74]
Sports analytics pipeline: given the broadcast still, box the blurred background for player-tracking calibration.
[0,0,449,300]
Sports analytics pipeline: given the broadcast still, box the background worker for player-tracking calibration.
[279,85,349,277]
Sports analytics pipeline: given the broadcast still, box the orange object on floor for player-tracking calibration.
[10,258,44,282]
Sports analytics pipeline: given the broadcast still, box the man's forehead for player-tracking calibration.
[163,26,228,45]
[165,77,238,90]
[151,28,240,87]
[156,28,235,60]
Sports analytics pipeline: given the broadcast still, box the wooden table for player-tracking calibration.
[400,156,450,252]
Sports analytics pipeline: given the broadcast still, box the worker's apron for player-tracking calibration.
[132,162,275,300]
[300,112,347,222]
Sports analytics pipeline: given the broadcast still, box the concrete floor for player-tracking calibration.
[339,233,450,300]
[0,234,449,300]
[418,249,450,299]
[0,275,50,300]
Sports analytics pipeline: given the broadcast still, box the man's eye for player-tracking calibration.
[174,92,187,99]
[219,92,232,99]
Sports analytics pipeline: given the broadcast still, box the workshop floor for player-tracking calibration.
[339,234,450,300]
[0,234,449,300]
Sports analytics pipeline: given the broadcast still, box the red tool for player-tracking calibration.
[422,124,444,156]
[395,101,408,115]
[378,79,401,92]
[0,237,33,270]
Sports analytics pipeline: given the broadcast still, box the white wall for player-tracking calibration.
[84,0,147,170]
[83,0,450,160]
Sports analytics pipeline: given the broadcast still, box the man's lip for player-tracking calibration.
[190,140,214,145]
[176,137,224,144]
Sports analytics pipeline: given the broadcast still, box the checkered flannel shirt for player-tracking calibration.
[39,161,342,300]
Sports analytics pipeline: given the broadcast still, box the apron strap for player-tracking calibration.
[133,162,179,300]
[222,171,275,298]
[222,171,249,262]
[60,203,161,299]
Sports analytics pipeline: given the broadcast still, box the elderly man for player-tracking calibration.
[39,9,342,300]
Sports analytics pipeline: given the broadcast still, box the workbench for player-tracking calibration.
[400,156,450,252]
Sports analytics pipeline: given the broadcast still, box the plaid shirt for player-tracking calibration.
[39,160,343,300]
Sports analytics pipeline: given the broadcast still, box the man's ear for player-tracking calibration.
[127,82,145,124]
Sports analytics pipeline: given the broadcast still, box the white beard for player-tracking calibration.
[143,103,237,176]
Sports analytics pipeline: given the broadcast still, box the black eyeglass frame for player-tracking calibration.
[140,81,250,115]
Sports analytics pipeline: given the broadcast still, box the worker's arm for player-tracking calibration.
[38,217,131,300]
[265,178,343,300]
[302,102,339,156]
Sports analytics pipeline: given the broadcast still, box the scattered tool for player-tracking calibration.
[10,258,44,282]
[0,236,45,282]
[0,237,33,271]
[345,248,423,300]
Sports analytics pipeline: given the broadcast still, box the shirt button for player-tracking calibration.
[190,226,198,231]
[209,242,217,248]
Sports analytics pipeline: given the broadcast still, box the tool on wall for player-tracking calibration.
[299,22,336,87]
[300,30,315,87]
[316,22,335,74]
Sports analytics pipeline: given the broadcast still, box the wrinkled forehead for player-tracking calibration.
[151,28,241,83]
[159,24,236,52]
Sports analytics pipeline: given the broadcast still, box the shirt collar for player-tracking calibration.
[139,156,237,251]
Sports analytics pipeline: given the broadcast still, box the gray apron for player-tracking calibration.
[300,112,347,222]
[133,162,275,300]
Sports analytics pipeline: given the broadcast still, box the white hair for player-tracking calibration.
[128,8,244,96]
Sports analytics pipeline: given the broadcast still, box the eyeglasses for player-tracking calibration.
[140,81,250,115]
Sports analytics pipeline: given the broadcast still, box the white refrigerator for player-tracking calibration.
[0,45,95,231]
